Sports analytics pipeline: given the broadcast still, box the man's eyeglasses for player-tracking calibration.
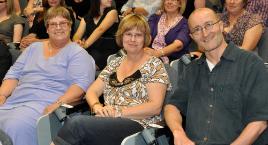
[0,1,7,3]
[48,21,69,29]
[191,20,220,36]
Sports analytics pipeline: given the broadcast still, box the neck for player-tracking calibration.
[229,9,244,23]
[205,41,228,65]
[100,6,105,15]
[166,11,180,20]
[0,10,8,18]
[126,51,145,64]
[49,39,70,50]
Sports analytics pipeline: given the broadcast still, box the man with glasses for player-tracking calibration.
[164,8,268,145]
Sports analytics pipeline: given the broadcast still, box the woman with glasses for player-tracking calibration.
[221,0,264,51]
[51,14,170,145]
[20,0,76,49]
[73,0,119,70]
[0,7,95,145]
[145,0,191,64]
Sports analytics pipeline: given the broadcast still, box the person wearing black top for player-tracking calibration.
[73,0,119,70]
[20,0,76,49]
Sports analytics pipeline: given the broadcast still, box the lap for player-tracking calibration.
[54,115,144,145]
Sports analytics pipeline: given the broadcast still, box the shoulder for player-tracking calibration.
[105,7,118,15]
[10,14,25,24]
[149,14,161,21]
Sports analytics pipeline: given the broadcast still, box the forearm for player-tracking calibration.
[56,84,85,105]
[84,28,104,48]
[13,24,23,42]
[0,79,19,97]
[231,121,267,145]
[164,104,185,133]
[120,101,163,119]
[161,40,184,56]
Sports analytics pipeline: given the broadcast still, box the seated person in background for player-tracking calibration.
[247,0,268,27]
[221,0,264,51]
[194,0,224,12]
[121,0,162,18]
[145,0,190,64]
[51,14,170,145]
[65,0,91,19]
[0,7,95,145]
[0,0,24,44]
[0,40,12,85]
[23,0,43,27]
[165,8,268,145]
[20,0,76,50]
[115,0,128,15]
[73,0,119,70]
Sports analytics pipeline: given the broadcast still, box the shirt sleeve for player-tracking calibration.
[67,48,96,92]
[243,56,268,124]
[4,45,32,80]
[174,18,191,48]
[144,57,170,86]
[166,65,190,115]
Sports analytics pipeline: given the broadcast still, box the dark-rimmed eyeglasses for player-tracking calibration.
[190,20,220,36]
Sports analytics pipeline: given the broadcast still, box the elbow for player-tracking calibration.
[260,121,268,133]
[151,105,163,116]
[173,40,184,52]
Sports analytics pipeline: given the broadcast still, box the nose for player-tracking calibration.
[201,27,209,37]
[130,35,136,41]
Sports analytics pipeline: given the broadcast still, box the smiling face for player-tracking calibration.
[225,0,245,15]
[48,0,61,7]
[189,8,225,52]
[47,16,71,41]
[122,28,145,54]
[164,0,181,13]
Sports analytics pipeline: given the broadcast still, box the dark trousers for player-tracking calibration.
[53,115,143,145]
[0,129,12,145]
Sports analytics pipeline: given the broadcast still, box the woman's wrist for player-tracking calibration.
[91,102,103,112]
[115,107,123,118]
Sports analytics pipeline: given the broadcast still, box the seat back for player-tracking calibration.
[257,28,268,62]
[0,129,13,145]
[37,113,63,145]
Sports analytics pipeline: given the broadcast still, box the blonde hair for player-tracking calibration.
[44,6,73,28]
[161,0,186,14]
[116,14,151,48]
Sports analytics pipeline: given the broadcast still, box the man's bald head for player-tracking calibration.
[188,8,219,30]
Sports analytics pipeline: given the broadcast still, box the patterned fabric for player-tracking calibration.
[247,0,268,26]
[221,10,264,46]
[152,13,183,64]
[98,56,170,128]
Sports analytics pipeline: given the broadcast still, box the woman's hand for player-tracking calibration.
[43,103,60,115]
[94,105,116,117]
[144,47,161,57]
[0,95,7,105]
[74,39,86,48]
[20,35,39,50]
